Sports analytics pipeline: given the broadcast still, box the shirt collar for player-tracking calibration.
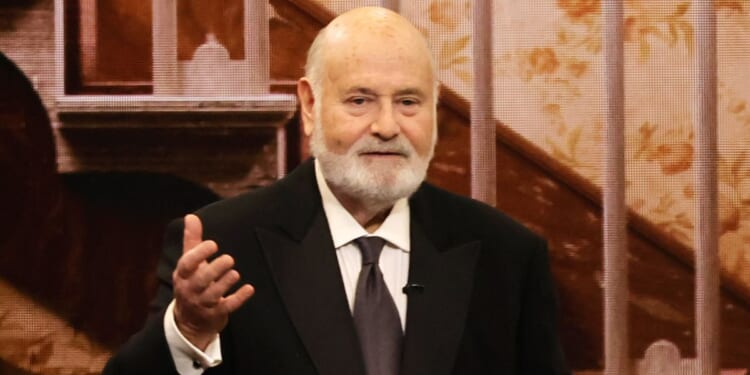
[314,159,410,252]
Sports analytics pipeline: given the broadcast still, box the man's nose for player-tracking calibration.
[370,102,400,139]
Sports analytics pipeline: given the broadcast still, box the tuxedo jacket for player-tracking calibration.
[104,159,570,374]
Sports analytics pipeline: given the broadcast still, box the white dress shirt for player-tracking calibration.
[315,160,411,330]
[164,159,411,374]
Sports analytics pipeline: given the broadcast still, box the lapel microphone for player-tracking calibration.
[402,283,425,295]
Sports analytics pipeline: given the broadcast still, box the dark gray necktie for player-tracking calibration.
[353,236,403,375]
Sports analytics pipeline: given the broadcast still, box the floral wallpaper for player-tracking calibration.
[316,0,750,290]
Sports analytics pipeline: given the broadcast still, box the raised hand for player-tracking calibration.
[172,214,255,350]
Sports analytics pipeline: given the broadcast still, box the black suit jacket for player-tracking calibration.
[104,159,569,374]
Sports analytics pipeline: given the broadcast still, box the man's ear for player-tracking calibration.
[297,78,316,136]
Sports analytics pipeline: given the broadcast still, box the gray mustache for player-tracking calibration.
[354,137,413,156]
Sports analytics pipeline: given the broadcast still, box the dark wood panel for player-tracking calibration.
[64,0,153,94]
[0,52,220,349]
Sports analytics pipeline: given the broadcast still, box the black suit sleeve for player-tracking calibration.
[102,310,180,375]
[517,238,571,375]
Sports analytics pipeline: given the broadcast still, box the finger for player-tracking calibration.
[220,284,255,314]
[183,214,203,254]
[200,269,241,305]
[188,254,235,293]
[175,240,218,279]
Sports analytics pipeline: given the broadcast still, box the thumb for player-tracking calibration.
[183,214,203,253]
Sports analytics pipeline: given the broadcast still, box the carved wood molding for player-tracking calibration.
[56,95,296,118]
[54,94,297,197]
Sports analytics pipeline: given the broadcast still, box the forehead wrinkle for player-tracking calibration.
[323,39,433,79]
[343,87,379,96]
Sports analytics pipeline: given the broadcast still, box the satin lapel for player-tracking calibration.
[400,221,481,375]
[256,211,365,375]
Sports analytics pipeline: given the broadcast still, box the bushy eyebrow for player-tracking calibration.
[343,87,426,99]
[393,88,426,99]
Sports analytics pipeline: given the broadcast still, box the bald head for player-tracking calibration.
[296,7,439,216]
[304,7,437,97]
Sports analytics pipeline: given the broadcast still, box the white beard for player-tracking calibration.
[309,117,434,211]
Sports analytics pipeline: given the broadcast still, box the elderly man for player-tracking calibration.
[104,6,569,375]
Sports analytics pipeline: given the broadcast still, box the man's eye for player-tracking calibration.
[400,98,419,106]
[349,97,368,105]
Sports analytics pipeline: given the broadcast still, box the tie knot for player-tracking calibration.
[354,236,386,265]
